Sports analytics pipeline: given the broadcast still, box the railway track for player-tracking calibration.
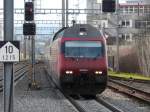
[44,68,125,112]
[109,76,150,84]
[95,97,124,112]
[0,62,30,92]
[108,79,150,104]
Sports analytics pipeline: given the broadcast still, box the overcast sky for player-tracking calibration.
[0,0,86,8]
[0,0,144,22]
[0,0,144,8]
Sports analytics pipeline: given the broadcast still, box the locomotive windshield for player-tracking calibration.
[64,41,104,58]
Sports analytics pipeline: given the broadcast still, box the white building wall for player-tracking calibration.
[0,24,3,40]
[129,19,132,27]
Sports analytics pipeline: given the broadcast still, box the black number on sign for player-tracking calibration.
[5,46,13,54]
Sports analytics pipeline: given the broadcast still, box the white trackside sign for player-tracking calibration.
[0,41,20,62]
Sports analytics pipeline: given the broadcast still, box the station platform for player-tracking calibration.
[0,64,78,112]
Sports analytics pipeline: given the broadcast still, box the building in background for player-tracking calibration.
[87,0,150,72]
[0,24,2,40]
[87,0,149,43]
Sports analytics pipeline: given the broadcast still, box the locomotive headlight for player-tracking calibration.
[66,71,73,74]
[95,71,102,75]
[66,71,70,74]
[69,71,73,74]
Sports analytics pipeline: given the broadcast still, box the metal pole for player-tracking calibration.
[28,37,31,60]
[31,36,35,83]
[4,0,14,111]
[66,0,69,27]
[62,0,65,27]
[29,37,32,62]
[138,2,139,16]
[31,0,38,89]
[24,36,26,60]
[116,0,119,72]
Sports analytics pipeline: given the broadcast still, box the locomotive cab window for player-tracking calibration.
[64,41,104,58]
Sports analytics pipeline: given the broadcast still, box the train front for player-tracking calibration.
[59,24,108,95]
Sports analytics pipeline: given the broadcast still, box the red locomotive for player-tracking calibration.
[45,24,108,96]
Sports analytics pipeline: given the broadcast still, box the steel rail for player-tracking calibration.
[14,64,29,73]
[0,64,29,81]
[45,68,126,112]
[108,79,150,104]
[44,69,88,112]
[109,76,150,84]
[96,97,124,112]
[14,70,28,82]
[109,79,150,94]
[0,64,29,92]
[0,70,28,92]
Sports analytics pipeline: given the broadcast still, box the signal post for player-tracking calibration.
[1,0,20,112]
[23,1,39,89]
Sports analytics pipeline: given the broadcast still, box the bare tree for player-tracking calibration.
[134,32,150,77]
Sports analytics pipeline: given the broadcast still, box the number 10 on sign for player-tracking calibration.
[0,41,20,62]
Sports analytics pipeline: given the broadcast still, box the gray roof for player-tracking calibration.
[63,24,102,38]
